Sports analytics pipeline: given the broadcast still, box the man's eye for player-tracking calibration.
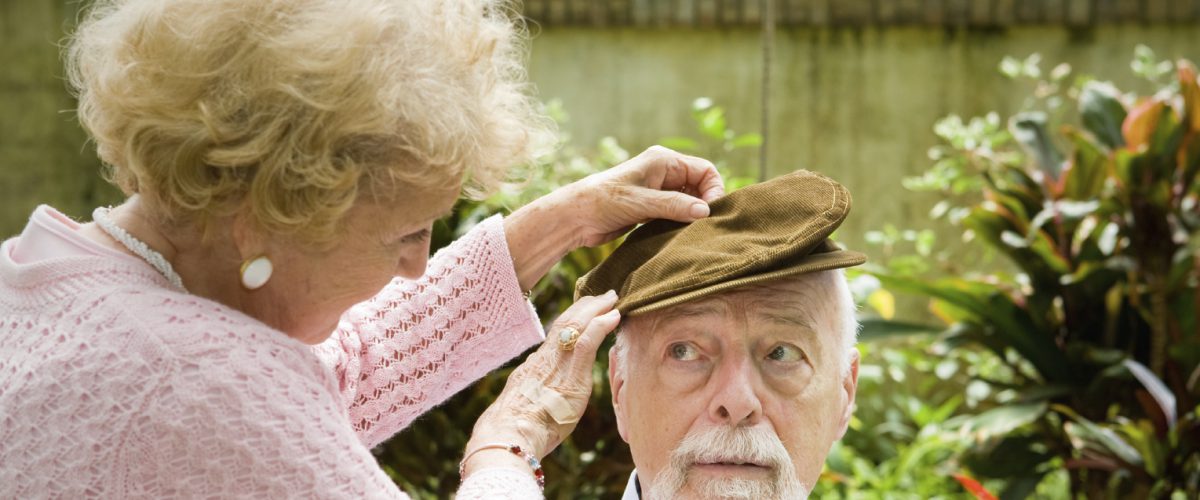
[668,342,700,361]
[767,344,804,363]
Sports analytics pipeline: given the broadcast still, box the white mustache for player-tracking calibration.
[672,425,791,472]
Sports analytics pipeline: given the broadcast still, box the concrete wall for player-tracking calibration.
[523,0,1200,27]
[1,0,122,236]
[526,24,1200,255]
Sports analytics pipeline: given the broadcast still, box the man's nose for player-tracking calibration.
[706,354,763,426]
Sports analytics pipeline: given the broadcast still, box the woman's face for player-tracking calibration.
[259,183,461,344]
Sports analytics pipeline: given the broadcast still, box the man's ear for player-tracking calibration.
[835,348,860,440]
[608,345,630,444]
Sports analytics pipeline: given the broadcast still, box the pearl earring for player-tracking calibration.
[240,255,273,290]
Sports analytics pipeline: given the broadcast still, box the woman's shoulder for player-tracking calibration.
[109,288,333,386]
[0,286,372,497]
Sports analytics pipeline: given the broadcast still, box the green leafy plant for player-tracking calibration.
[812,336,1017,499]
[873,48,1200,498]
[659,97,761,191]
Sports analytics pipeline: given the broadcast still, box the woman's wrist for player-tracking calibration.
[460,447,531,476]
[459,443,546,490]
[502,189,584,292]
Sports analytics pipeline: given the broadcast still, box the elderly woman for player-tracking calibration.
[0,0,724,498]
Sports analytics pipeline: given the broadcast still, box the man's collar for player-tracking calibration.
[620,469,641,500]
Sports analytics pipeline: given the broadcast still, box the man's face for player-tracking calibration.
[608,275,859,499]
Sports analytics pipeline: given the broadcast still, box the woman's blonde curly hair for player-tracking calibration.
[68,0,553,243]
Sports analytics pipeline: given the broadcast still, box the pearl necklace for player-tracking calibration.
[92,207,189,293]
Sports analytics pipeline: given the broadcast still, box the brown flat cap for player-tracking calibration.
[575,170,866,316]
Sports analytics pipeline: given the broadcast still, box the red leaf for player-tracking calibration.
[1180,60,1200,132]
[1122,99,1165,152]
[952,473,998,500]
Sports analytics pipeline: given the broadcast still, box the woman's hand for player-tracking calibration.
[462,291,620,476]
[504,146,723,290]
[556,145,725,247]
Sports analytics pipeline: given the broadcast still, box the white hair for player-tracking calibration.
[67,0,553,244]
[611,269,859,379]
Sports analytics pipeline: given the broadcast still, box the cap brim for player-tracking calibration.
[621,249,868,317]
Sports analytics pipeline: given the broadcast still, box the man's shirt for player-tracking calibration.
[621,470,641,499]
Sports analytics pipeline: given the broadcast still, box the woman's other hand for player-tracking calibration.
[504,146,723,290]
[559,145,724,247]
[463,291,620,475]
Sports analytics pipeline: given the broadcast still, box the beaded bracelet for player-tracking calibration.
[459,443,545,491]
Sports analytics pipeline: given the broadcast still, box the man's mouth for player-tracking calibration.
[690,458,773,477]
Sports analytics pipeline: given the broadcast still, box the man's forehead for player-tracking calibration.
[640,281,820,328]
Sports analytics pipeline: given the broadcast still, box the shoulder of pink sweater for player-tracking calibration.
[0,281,406,497]
[100,286,339,398]
[98,288,409,497]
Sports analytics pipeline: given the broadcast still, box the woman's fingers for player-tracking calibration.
[548,290,617,337]
[664,153,725,203]
[638,146,725,202]
[633,188,710,223]
[568,307,620,359]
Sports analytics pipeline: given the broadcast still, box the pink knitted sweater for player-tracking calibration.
[0,206,546,498]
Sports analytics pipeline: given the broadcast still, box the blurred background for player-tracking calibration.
[4,1,1200,498]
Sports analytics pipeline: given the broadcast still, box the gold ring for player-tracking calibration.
[557,326,582,351]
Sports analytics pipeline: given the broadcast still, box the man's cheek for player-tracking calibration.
[777,399,842,480]
[653,357,710,394]
[764,364,815,397]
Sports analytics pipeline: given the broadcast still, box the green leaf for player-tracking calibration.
[1050,62,1073,82]
[999,474,1051,500]
[1000,56,1023,79]
[1000,230,1028,249]
[961,402,1049,442]
[872,273,1075,384]
[1010,112,1064,179]
[1097,222,1120,256]
[1053,200,1102,219]
[1016,383,1073,402]
[1054,405,1146,469]
[1112,419,1166,477]
[658,136,700,151]
[729,133,763,149]
[1148,102,1184,169]
[1080,82,1128,149]
[962,435,1055,483]
[984,167,1044,222]
[915,230,936,256]
[965,208,1071,284]
[857,319,943,342]
[1122,359,1177,430]
[1061,129,1110,199]
[698,107,727,141]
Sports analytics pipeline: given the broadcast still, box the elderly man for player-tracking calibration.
[576,170,865,499]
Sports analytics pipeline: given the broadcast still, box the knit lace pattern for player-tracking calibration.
[0,211,545,499]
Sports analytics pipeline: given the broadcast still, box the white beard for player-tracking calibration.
[646,475,809,500]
